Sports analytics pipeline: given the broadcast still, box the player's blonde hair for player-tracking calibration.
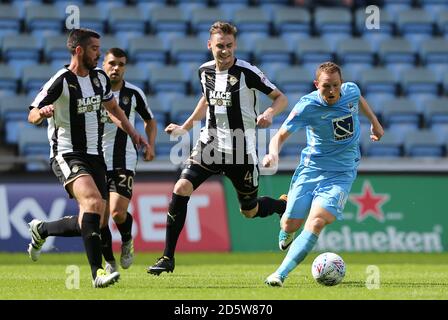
[316,62,343,81]
[209,21,237,37]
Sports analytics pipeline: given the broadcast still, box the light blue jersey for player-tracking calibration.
[281,82,361,172]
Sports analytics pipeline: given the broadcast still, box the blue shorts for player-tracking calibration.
[284,166,357,221]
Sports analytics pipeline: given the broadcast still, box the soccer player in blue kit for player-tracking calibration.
[263,62,384,287]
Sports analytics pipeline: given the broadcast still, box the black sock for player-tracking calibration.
[163,193,189,258]
[254,196,287,218]
[81,213,102,279]
[116,212,133,243]
[38,215,81,238]
[100,225,115,263]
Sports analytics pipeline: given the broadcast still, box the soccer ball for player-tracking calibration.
[311,252,346,286]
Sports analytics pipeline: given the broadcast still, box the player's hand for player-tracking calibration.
[370,123,384,142]
[257,112,273,128]
[39,105,54,118]
[143,144,155,161]
[165,123,187,137]
[262,153,278,168]
[131,132,149,150]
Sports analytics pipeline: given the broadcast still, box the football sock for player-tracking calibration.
[116,212,133,243]
[254,196,287,218]
[100,225,115,263]
[81,213,103,279]
[163,193,189,258]
[276,230,318,278]
[38,215,80,238]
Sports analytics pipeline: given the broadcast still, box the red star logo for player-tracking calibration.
[350,181,389,222]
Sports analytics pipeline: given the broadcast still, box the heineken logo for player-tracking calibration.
[350,181,390,222]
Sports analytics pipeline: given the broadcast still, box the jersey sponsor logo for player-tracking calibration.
[77,95,102,114]
[332,114,354,141]
[228,75,238,86]
[92,77,100,88]
[209,91,232,107]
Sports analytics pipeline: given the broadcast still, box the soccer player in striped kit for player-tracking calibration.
[27,29,148,288]
[147,21,289,275]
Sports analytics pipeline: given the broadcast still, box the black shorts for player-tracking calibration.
[106,169,135,200]
[180,141,259,209]
[51,152,107,200]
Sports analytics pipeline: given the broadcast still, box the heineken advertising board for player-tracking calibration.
[225,175,447,252]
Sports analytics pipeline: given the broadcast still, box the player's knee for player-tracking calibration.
[111,210,126,224]
[81,195,104,214]
[308,217,327,233]
[281,219,302,233]
[173,179,193,196]
[239,198,257,218]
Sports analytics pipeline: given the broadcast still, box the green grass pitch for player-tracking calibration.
[0,252,447,300]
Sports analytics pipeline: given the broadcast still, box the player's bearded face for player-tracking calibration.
[315,72,342,105]
[83,38,101,70]
[208,33,236,70]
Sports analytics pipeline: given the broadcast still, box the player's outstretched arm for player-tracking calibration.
[257,89,288,128]
[143,118,157,161]
[359,96,384,142]
[165,96,208,136]
[263,127,291,168]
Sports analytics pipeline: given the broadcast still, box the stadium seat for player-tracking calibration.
[377,38,416,75]
[0,64,19,96]
[108,6,146,36]
[170,37,209,64]
[43,35,71,66]
[2,34,41,73]
[73,5,107,34]
[148,66,188,95]
[396,9,434,51]
[146,95,168,129]
[295,37,333,69]
[273,7,311,48]
[444,72,448,95]
[436,10,448,37]
[169,96,198,125]
[359,67,397,96]
[314,7,353,51]
[404,129,445,157]
[0,95,34,145]
[274,66,313,94]
[0,4,21,40]
[400,67,440,111]
[361,129,403,158]
[128,36,167,65]
[420,37,448,82]
[423,98,448,136]
[253,37,292,65]
[383,0,413,20]
[419,0,448,19]
[22,64,57,97]
[337,38,375,78]
[17,126,49,171]
[25,4,62,36]
[382,98,421,136]
[101,35,126,53]
[124,64,149,93]
[150,6,189,49]
[232,8,270,35]
[355,8,394,51]
[191,7,228,42]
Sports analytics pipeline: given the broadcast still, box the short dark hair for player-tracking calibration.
[209,21,237,38]
[104,47,128,63]
[66,28,100,55]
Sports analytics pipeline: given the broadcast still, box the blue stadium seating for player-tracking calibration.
[0,64,19,96]
[382,98,421,136]
[404,129,445,157]
[362,130,404,158]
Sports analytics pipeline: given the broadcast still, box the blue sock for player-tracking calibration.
[276,230,318,279]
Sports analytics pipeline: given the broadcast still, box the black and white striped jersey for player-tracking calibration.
[198,58,276,154]
[30,66,113,158]
[101,81,153,172]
